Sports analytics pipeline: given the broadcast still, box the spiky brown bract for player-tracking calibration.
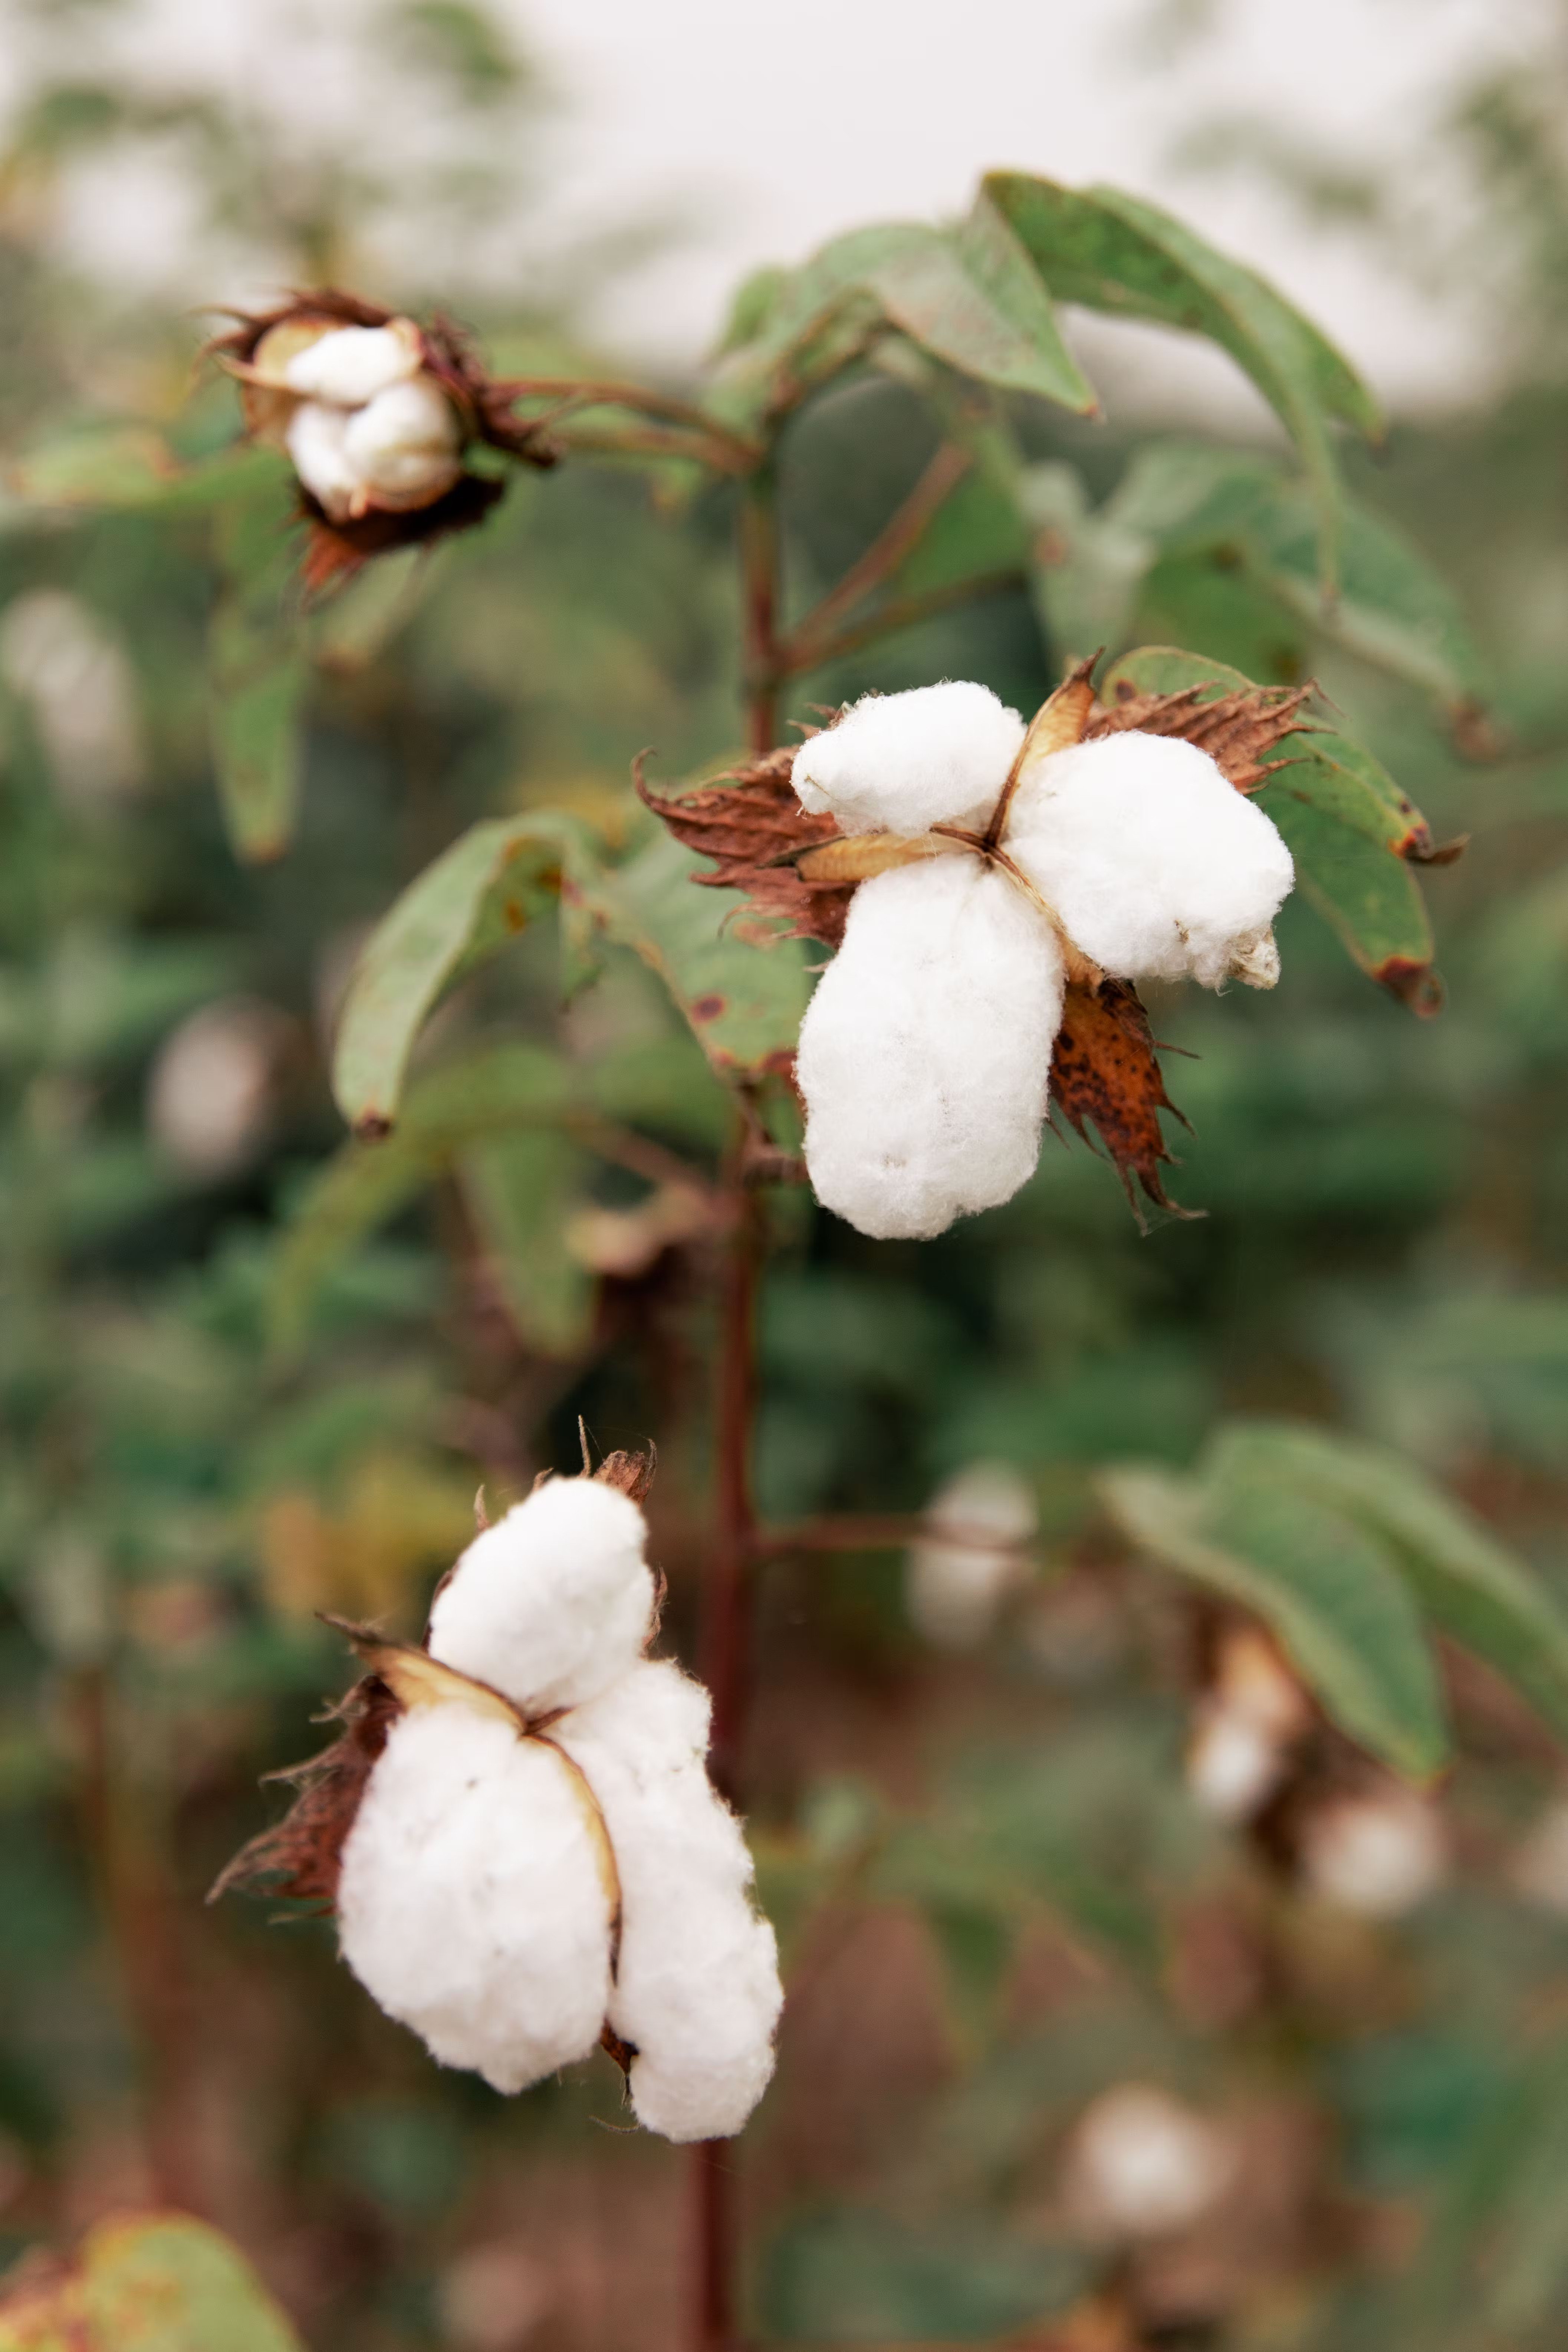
[1091,680,1314,794]
[1051,978,1194,1222]
[207,288,559,586]
[635,749,849,947]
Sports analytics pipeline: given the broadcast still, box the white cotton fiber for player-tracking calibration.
[343,376,463,508]
[283,322,423,406]
[556,1662,783,2142]
[907,1461,1037,1649]
[1005,731,1293,989]
[337,1706,613,2093]
[792,681,1024,836]
[426,1476,655,1717]
[285,401,359,522]
[796,854,1065,1240]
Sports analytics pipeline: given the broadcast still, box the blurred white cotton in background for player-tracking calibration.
[1063,2083,1237,2239]
[792,681,1024,835]
[906,1461,1038,1648]
[146,995,292,1177]
[1511,1797,1568,1915]
[0,589,146,807]
[1299,1788,1448,1917]
[1187,1626,1312,1823]
[438,2242,553,2352]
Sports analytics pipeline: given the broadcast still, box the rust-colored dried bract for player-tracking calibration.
[208,1670,399,1908]
[636,749,853,948]
[1051,978,1196,1222]
[1091,681,1314,794]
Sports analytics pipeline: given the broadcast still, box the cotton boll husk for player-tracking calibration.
[1006,731,1294,989]
[337,1706,612,2093]
[555,1661,782,2142]
[426,1476,655,1717]
[907,1461,1037,1649]
[286,400,360,522]
[796,855,1064,1240]
[342,376,464,509]
[283,321,423,405]
[792,681,1024,835]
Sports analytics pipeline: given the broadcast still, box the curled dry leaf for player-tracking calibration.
[208,288,559,586]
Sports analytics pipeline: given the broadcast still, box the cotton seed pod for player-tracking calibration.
[782,673,1295,1239]
[1063,2083,1237,2240]
[341,376,464,510]
[1298,1787,1447,1917]
[906,1461,1038,1649]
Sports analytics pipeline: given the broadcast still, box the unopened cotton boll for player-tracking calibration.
[907,1461,1037,1649]
[426,1476,655,1716]
[342,376,463,509]
[1006,731,1294,989]
[792,681,1025,835]
[1299,1789,1447,1918]
[796,854,1064,1239]
[1064,2084,1236,2240]
[336,1705,613,2093]
[556,1661,783,2141]
[283,321,424,406]
[286,400,361,522]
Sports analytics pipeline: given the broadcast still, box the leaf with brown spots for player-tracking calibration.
[1089,680,1315,794]
[636,749,854,948]
[1050,978,1197,1222]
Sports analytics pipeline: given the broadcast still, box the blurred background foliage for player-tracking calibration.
[1,1,1568,2348]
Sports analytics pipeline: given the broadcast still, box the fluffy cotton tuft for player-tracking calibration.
[1006,731,1293,989]
[796,855,1064,1239]
[342,377,463,509]
[337,1707,613,2093]
[907,1462,1037,1649]
[286,401,361,522]
[1299,1790,1447,1917]
[792,681,1025,836]
[427,1476,655,1716]
[1064,2085,1236,2239]
[284,322,424,406]
[557,1662,783,2142]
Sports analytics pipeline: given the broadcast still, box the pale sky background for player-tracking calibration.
[6,0,1555,416]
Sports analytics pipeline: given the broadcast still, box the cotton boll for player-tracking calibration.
[1299,1789,1447,1917]
[792,681,1024,835]
[796,855,1064,1240]
[427,1476,655,1717]
[147,995,292,1178]
[342,376,463,510]
[1187,1711,1284,1822]
[286,400,360,522]
[556,1661,782,2142]
[907,1461,1037,1649]
[1063,2084,1236,2239]
[1512,1798,1568,1915]
[337,1706,613,2093]
[283,320,424,405]
[1006,731,1294,989]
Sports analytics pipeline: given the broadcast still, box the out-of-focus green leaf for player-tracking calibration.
[760,2208,1090,2343]
[456,1126,593,1358]
[1102,1463,1450,1779]
[0,2212,306,2351]
[984,174,1379,582]
[1205,1421,1568,1747]
[568,828,811,1078]
[208,475,306,864]
[885,465,1030,603]
[331,812,588,1134]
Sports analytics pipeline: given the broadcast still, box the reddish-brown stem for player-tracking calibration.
[779,565,1029,679]
[738,468,782,754]
[782,441,970,668]
[750,1512,1023,1558]
[493,376,762,469]
[552,419,755,477]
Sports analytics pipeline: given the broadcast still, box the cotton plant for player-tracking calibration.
[216,1457,783,2143]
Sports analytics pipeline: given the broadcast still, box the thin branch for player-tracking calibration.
[549,419,756,477]
[493,375,762,470]
[566,1115,723,1210]
[779,566,1030,678]
[738,468,783,752]
[783,441,972,665]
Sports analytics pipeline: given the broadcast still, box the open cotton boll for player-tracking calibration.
[286,400,361,522]
[1299,1790,1447,1918]
[1006,731,1294,989]
[796,854,1064,1240]
[337,1706,613,2093]
[792,681,1025,835]
[907,1461,1037,1649]
[556,1661,782,2142]
[426,1476,655,1716]
[342,376,463,509]
[283,321,424,405]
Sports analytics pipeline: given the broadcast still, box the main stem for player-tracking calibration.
[690,466,783,2352]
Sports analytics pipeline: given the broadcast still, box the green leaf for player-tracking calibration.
[0,2213,306,2351]
[568,828,811,1078]
[1204,1422,1568,1749]
[208,474,306,863]
[760,2209,1090,2343]
[332,812,587,1134]
[456,1126,594,1358]
[1102,1464,1450,1779]
[984,174,1380,583]
[1022,460,1151,654]
[886,465,1031,603]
